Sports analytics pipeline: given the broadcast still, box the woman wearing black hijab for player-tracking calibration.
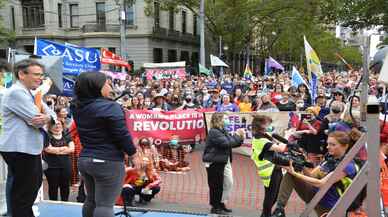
[71,72,136,217]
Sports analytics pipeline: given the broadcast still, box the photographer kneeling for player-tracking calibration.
[251,115,287,217]
[271,131,357,217]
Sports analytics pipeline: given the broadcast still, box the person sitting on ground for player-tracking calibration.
[116,161,161,206]
[159,136,191,172]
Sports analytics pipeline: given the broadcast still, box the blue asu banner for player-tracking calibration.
[35,39,101,76]
[35,39,100,96]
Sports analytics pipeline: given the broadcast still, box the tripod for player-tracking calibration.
[114,201,132,217]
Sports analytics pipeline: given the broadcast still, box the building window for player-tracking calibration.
[10,6,16,31]
[154,2,160,28]
[180,51,190,63]
[169,8,174,30]
[70,4,79,28]
[168,50,177,62]
[193,15,197,35]
[125,3,134,25]
[58,3,62,28]
[191,52,199,66]
[153,48,163,63]
[96,2,106,31]
[22,0,45,28]
[181,10,187,34]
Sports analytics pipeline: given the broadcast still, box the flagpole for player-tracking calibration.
[33,37,37,55]
[199,0,205,66]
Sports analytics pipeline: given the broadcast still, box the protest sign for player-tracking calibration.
[101,48,130,69]
[35,39,101,96]
[35,39,101,76]
[143,61,186,80]
[204,112,291,156]
[125,109,207,147]
[101,70,128,80]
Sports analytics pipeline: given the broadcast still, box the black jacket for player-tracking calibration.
[71,98,136,161]
[202,128,243,163]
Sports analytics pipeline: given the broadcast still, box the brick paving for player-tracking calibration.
[44,149,307,216]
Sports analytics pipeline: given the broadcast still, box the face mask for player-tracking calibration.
[224,118,230,128]
[203,90,208,94]
[170,139,179,149]
[145,101,151,106]
[266,125,274,133]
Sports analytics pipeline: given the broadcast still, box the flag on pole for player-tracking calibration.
[267,56,285,71]
[199,63,211,76]
[291,66,308,88]
[304,36,323,104]
[244,63,253,80]
[264,59,271,76]
[210,54,228,67]
[335,52,353,70]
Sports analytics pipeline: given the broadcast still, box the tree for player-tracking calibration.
[320,0,388,31]
[339,46,363,66]
[143,0,359,72]
[0,0,15,45]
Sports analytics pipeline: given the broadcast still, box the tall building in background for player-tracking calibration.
[0,0,200,70]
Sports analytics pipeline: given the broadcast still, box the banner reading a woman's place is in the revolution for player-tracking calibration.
[125,109,210,147]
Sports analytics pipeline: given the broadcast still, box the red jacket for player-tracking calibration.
[116,166,161,205]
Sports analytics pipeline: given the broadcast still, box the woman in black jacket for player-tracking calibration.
[202,112,245,215]
[71,72,137,217]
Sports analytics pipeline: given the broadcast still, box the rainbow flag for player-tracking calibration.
[243,63,253,80]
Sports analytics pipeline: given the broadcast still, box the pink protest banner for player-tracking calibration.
[100,70,128,80]
[125,109,207,147]
[145,68,186,80]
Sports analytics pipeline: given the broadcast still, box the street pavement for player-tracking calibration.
[44,145,312,217]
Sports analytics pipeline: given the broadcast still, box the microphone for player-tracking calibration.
[271,133,289,145]
[114,89,131,101]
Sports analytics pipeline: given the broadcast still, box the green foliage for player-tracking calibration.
[0,0,14,45]
[321,0,388,31]
[143,0,362,69]
[338,46,362,66]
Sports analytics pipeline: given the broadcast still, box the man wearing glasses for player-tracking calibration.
[0,59,56,217]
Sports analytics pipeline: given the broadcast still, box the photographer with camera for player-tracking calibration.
[251,115,287,217]
[271,131,358,217]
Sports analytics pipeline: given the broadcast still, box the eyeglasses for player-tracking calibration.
[30,72,46,78]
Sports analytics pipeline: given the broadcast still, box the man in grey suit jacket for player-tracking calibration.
[0,59,56,217]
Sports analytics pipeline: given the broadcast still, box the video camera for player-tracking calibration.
[269,134,314,172]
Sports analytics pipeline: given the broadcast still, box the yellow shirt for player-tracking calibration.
[239,103,252,112]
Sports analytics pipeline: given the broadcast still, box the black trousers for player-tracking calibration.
[1,152,42,217]
[122,185,161,203]
[206,162,226,209]
[262,167,283,216]
[44,167,71,201]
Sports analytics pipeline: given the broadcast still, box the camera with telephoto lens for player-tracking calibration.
[269,134,314,172]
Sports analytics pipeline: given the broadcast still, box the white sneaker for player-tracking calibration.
[32,205,40,217]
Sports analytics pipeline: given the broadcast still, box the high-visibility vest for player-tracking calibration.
[380,152,388,207]
[335,163,359,196]
[251,137,275,187]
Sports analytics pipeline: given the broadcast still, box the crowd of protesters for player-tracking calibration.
[2,56,388,217]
